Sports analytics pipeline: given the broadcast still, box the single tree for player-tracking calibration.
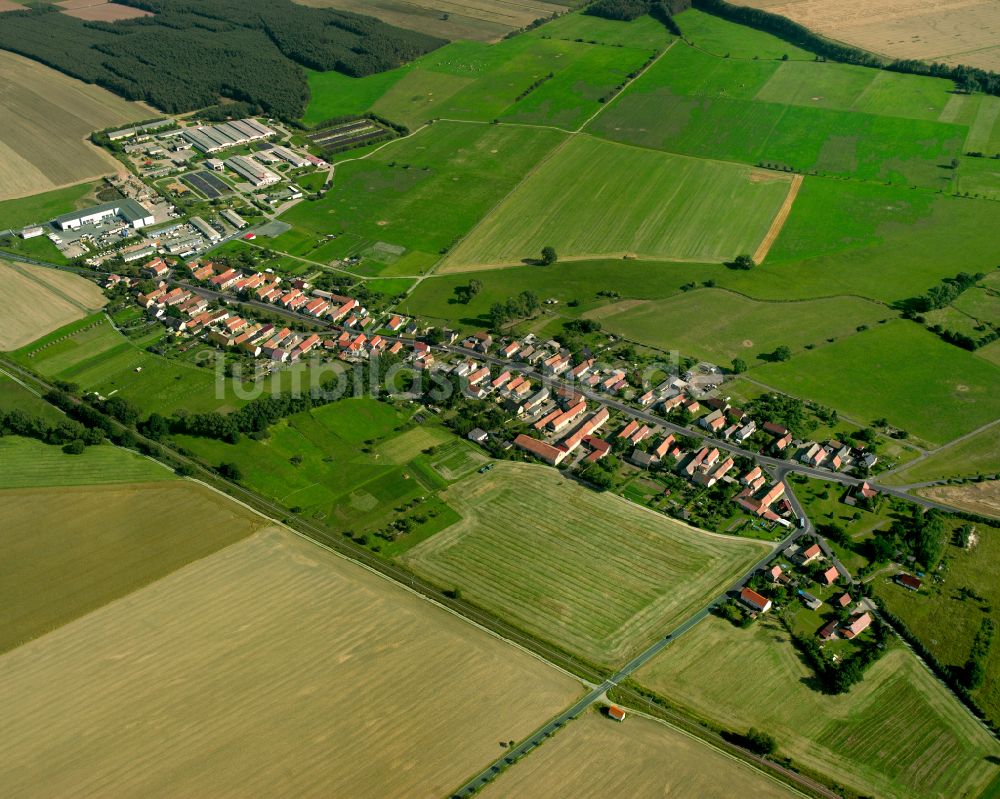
[540,246,558,265]
[732,254,756,270]
[731,357,748,374]
[772,345,792,362]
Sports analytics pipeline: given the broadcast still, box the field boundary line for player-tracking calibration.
[577,39,677,133]
[753,173,803,264]
[182,476,598,689]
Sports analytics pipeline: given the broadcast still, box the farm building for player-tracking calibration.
[224,155,280,187]
[189,216,221,243]
[468,428,488,444]
[54,199,154,231]
[514,434,566,467]
[896,573,922,591]
[182,119,275,153]
[221,209,246,229]
[841,612,873,640]
[20,226,44,239]
[739,587,772,614]
[607,705,626,722]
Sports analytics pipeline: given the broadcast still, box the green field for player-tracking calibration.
[8,314,313,416]
[0,371,63,422]
[876,515,1000,727]
[751,321,1000,446]
[588,36,967,190]
[584,289,888,363]
[443,136,794,268]
[0,436,173,489]
[0,474,266,653]
[637,615,999,799]
[278,121,566,267]
[173,398,463,538]
[0,180,99,231]
[881,427,1000,485]
[528,10,669,49]
[402,462,769,666]
[674,8,812,60]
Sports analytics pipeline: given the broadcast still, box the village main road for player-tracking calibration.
[438,343,960,516]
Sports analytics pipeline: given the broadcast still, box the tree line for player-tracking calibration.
[693,0,1000,96]
[0,0,443,120]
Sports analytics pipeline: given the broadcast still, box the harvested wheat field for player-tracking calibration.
[483,711,798,798]
[0,50,151,201]
[0,479,272,653]
[57,0,154,21]
[0,0,25,11]
[0,527,582,798]
[920,481,1000,519]
[293,0,565,42]
[0,260,105,349]
[736,0,1000,72]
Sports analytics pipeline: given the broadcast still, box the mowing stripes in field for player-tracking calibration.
[442,136,792,268]
[402,462,767,665]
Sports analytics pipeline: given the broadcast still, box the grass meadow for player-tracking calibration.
[0,475,264,652]
[751,321,1000,446]
[0,436,172,489]
[637,615,1000,799]
[0,180,100,231]
[0,527,582,797]
[588,38,968,191]
[402,462,769,666]
[9,314,313,415]
[173,398,466,540]
[881,427,1000,484]
[278,121,566,267]
[584,289,888,363]
[443,136,793,268]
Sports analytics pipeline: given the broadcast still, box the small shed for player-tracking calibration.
[607,705,626,722]
[468,428,488,444]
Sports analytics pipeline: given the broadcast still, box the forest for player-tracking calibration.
[0,1,443,119]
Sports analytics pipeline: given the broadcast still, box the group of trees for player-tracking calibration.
[585,0,689,33]
[0,408,101,454]
[961,618,995,691]
[869,506,948,569]
[746,392,814,438]
[488,291,541,331]
[0,0,442,119]
[901,272,985,314]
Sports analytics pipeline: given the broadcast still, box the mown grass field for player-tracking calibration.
[637,615,1000,799]
[0,527,582,797]
[0,475,266,653]
[584,289,888,363]
[751,321,1000,446]
[443,136,793,268]
[675,8,812,60]
[9,313,307,415]
[402,462,769,666]
[483,711,798,799]
[0,371,63,421]
[876,514,1000,728]
[881,426,1000,485]
[278,121,566,267]
[0,260,105,349]
[0,436,172,489]
[0,50,150,201]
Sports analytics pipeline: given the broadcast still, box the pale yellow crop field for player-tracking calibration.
[736,0,1000,72]
[0,527,583,797]
[0,260,106,349]
[293,0,566,42]
[0,49,152,201]
[483,711,799,798]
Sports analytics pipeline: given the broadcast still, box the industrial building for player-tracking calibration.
[189,216,221,242]
[221,209,246,229]
[271,145,310,169]
[182,118,276,153]
[107,119,173,141]
[224,155,280,187]
[54,199,155,231]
